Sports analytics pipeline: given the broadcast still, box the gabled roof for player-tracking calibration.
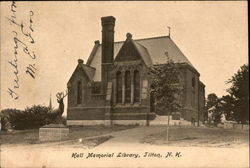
[86,36,195,81]
[68,60,96,84]
[135,36,193,66]
[82,64,95,80]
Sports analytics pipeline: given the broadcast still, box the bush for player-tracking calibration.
[1,105,52,130]
[1,108,23,131]
[0,105,68,130]
[23,105,51,129]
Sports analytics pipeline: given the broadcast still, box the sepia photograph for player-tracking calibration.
[0,1,248,167]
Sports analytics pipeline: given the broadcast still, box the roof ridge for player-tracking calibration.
[97,35,170,45]
[134,35,169,42]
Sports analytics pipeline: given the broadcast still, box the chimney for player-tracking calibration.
[101,16,115,94]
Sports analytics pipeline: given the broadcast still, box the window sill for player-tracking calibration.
[114,102,141,107]
[76,104,86,107]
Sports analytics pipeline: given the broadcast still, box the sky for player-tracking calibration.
[0,1,248,115]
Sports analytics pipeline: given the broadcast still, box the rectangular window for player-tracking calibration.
[91,82,101,94]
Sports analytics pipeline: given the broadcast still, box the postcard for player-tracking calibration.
[0,1,248,168]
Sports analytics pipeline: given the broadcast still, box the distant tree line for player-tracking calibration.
[205,64,249,125]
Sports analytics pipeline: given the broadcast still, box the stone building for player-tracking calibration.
[67,16,205,126]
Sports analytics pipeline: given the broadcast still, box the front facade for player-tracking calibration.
[67,16,205,126]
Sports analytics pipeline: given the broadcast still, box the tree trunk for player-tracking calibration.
[166,113,170,141]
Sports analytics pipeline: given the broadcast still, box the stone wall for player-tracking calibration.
[224,122,249,131]
[67,107,106,120]
[198,82,205,122]
[178,64,204,122]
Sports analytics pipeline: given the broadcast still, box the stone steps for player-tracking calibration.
[150,115,191,126]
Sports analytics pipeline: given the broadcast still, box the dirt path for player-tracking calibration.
[96,126,166,148]
[1,126,249,168]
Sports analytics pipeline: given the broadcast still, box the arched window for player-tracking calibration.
[192,77,196,88]
[134,70,140,102]
[191,77,196,107]
[125,71,131,103]
[77,81,82,104]
[116,71,122,103]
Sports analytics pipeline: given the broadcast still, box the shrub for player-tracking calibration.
[0,108,23,131]
[0,105,68,130]
[22,105,51,129]
[1,105,51,130]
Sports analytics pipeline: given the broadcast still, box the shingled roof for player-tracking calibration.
[86,36,195,81]
[133,40,153,66]
[68,59,96,84]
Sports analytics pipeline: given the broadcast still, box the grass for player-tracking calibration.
[141,126,249,147]
[1,125,248,147]
[68,125,135,141]
[0,129,39,144]
[0,125,135,145]
[62,135,114,149]
[80,135,113,148]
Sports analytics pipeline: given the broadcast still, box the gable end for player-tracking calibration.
[115,39,141,62]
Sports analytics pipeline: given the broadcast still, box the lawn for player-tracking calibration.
[0,125,135,145]
[141,126,249,147]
